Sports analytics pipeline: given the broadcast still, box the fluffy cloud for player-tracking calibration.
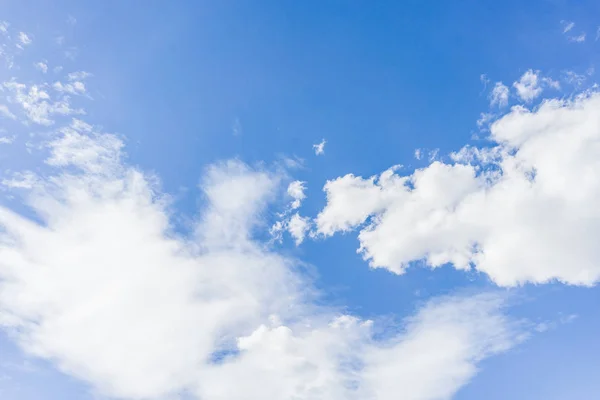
[513,70,542,102]
[287,213,311,245]
[287,180,307,209]
[316,91,600,286]
[512,70,560,103]
[0,19,539,400]
[0,117,526,399]
[197,293,522,400]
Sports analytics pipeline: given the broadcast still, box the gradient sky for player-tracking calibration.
[0,1,599,399]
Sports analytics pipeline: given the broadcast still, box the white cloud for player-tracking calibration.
[287,213,310,245]
[0,21,9,34]
[17,32,31,46]
[569,33,586,43]
[46,119,122,173]
[3,80,83,125]
[313,139,326,155]
[512,70,559,103]
[0,135,15,144]
[287,180,306,209]
[357,294,523,400]
[480,73,490,85]
[34,61,48,74]
[52,80,86,95]
[1,171,37,189]
[513,70,543,102]
[542,76,560,90]
[270,181,310,245]
[563,70,587,86]
[490,82,509,107]
[476,112,495,129]
[67,15,77,26]
[414,149,422,160]
[198,293,523,400]
[561,20,575,33]
[0,104,16,120]
[67,71,92,81]
[0,118,526,399]
[316,91,600,286]
[316,165,404,236]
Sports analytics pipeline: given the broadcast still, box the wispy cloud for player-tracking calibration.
[560,20,575,33]
[489,82,509,107]
[17,32,31,46]
[0,21,9,34]
[569,33,586,43]
[313,138,326,155]
[67,71,92,81]
[3,80,84,125]
[0,104,16,120]
[34,61,48,73]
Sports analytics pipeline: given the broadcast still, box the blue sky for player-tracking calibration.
[1,1,600,399]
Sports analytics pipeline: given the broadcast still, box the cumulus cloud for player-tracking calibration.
[287,180,307,209]
[313,139,326,155]
[287,213,311,245]
[513,70,543,102]
[513,70,559,103]
[316,91,600,286]
[0,116,525,399]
